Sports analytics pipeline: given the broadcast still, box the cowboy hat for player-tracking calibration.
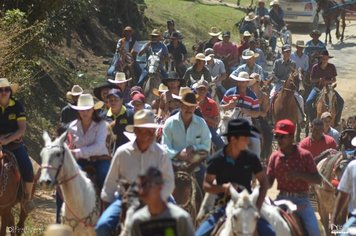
[125,109,162,132]
[352,137,356,147]
[180,91,198,107]
[242,49,259,60]
[222,118,258,137]
[195,79,209,89]
[93,81,114,101]
[243,31,252,37]
[195,53,211,61]
[310,29,322,37]
[270,0,280,6]
[318,50,334,58]
[152,83,168,97]
[172,87,194,100]
[230,71,256,86]
[170,32,183,40]
[204,48,215,58]
[150,29,161,37]
[0,78,19,93]
[245,12,257,21]
[208,27,222,36]
[249,73,261,84]
[108,72,132,84]
[66,84,83,100]
[69,93,104,111]
[161,71,184,86]
[293,40,306,48]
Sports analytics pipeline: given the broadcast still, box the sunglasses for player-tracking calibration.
[0,87,11,93]
[274,134,289,140]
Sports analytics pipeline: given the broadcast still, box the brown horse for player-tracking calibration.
[315,83,338,127]
[172,150,207,226]
[317,0,346,45]
[0,148,28,236]
[314,149,354,236]
[272,70,302,129]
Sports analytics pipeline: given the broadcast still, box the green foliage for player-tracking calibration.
[1,9,28,28]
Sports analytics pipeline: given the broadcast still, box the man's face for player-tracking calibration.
[132,101,145,112]
[237,81,249,89]
[275,133,294,149]
[123,30,132,38]
[321,55,329,63]
[151,35,160,43]
[167,80,180,90]
[258,2,265,7]
[223,36,230,43]
[181,103,195,120]
[322,117,332,129]
[282,50,291,59]
[107,95,123,111]
[134,127,156,145]
[246,56,256,65]
[311,124,324,140]
[196,86,208,99]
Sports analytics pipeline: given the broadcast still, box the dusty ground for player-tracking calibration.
[8,14,356,236]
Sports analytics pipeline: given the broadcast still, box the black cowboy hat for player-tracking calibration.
[317,50,334,58]
[93,81,115,101]
[222,118,260,137]
[309,29,322,37]
[170,32,184,40]
[162,71,184,86]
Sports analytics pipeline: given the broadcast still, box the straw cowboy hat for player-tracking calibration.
[69,93,104,111]
[0,78,19,93]
[150,29,161,37]
[208,27,222,36]
[222,118,259,137]
[245,12,257,21]
[241,49,259,60]
[310,29,322,37]
[195,53,211,61]
[294,40,306,48]
[230,71,256,86]
[270,0,280,6]
[172,87,194,100]
[66,84,83,100]
[125,109,162,132]
[179,91,198,107]
[108,72,132,84]
[152,83,168,97]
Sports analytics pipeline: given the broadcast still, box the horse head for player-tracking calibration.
[39,132,76,189]
[283,69,300,92]
[224,186,260,236]
[147,49,162,74]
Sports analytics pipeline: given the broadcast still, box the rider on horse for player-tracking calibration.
[305,50,344,126]
[195,118,274,236]
[96,109,175,236]
[137,29,169,87]
[304,30,327,59]
[270,45,305,123]
[183,53,212,87]
[0,78,35,214]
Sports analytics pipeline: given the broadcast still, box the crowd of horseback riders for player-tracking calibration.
[1,1,356,235]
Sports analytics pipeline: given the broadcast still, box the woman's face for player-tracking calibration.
[0,87,11,104]
[78,108,94,122]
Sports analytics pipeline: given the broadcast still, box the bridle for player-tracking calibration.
[230,205,258,236]
[40,145,79,186]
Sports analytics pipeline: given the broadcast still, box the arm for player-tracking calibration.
[255,170,269,210]
[161,121,179,158]
[203,173,229,194]
[159,152,175,200]
[101,151,120,204]
[138,42,150,56]
[0,120,26,145]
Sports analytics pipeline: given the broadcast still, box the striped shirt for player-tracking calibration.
[221,87,260,111]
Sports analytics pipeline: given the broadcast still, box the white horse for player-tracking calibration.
[144,49,162,104]
[39,132,99,236]
[198,186,295,236]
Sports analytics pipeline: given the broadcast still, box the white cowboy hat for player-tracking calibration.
[245,12,257,21]
[0,78,19,93]
[69,93,104,111]
[241,50,260,60]
[208,27,221,36]
[152,83,168,97]
[66,84,84,100]
[195,53,211,61]
[230,72,256,86]
[243,31,252,37]
[270,0,280,6]
[294,40,306,48]
[149,29,161,37]
[125,109,162,132]
[352,137,356,147]
[172,87,194,100]
[108,72,132,84]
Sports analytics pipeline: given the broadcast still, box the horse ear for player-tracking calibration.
[251,186,260,204]
[58,131,67,145]
[43,131,52,146]
[230,185,239,202]
[157,49,162,56]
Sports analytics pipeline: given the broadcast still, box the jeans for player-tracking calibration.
[195,207,275,236]
[10,144,34,182]
[137,65,168,87]
[96,195,176,236]
[277,195,320,236]
[55,159,110,223]
[209,126,225,151]
[270,36,277,53]
[340,216,356,236]
[305,87,344,124]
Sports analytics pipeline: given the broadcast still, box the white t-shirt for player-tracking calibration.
[338,160,356,213]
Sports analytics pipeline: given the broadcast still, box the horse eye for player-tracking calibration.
[56,152,61,157]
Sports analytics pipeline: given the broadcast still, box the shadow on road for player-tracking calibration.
[331,40,356,49]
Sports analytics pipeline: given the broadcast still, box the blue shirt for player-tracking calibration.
[290,52,309,72]
[241,48,267,69]
[162,112,211,159]
[255,7,269,17]
[272,58,296,83]
[143,41,169,64]
[304,40,327,57]
[231,63,265,81]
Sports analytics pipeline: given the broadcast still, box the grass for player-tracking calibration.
[144,0,249,51]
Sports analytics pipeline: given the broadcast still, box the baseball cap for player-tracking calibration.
[273,119,296,135]
[130,86,143,96]
[132,93,145,103]
[282,44,291,52]
[107,88,123,98]
[222,31,231,37]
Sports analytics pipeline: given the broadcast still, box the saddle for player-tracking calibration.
[172,150,208,174]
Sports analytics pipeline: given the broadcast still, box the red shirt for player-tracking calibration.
[299,135,337,158]
[199,97,219,118]
[267,145,318,192]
